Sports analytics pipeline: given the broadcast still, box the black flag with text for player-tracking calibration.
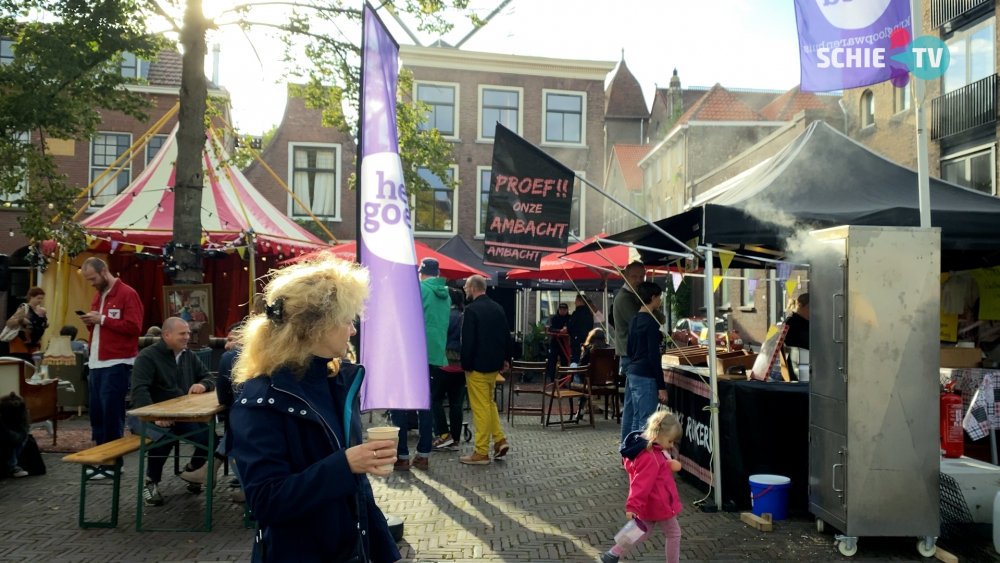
[484,124,575,269]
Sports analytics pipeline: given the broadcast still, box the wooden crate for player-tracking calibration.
[716,350,758,377]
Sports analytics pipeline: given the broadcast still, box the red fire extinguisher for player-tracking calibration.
[941,381,965,459]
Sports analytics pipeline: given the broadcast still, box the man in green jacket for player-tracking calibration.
[391,258,450,471]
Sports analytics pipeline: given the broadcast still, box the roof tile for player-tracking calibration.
[759,85,838,121]
[611,144,652,191]
[147,49,182,87]
[670,84,765,133]
[605,60,648,118]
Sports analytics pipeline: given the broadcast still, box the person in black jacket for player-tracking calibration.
[460,275,512,466]
[431,288,466,451]
[230,257,400,563]
[621,281,667,445]
[545,303,571,379]
[567,295,594,365]
[128,317,218,506]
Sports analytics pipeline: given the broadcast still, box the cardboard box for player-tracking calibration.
[940,347,982,368]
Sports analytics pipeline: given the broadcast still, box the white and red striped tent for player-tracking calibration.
[81,126,328,257]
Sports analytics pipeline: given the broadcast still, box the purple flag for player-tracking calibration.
[776,262,793,284]
[358,4,428,411]
[748,278,759,298]
[794,0,911,92]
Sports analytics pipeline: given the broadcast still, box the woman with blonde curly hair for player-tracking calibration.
[230,256,400,563]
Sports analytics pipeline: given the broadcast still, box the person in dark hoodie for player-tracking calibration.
[622,281,667,445]
[567,295,594,366]
[546,303,572,380]
[600,410,684,563]
[431,288,466,451]
[230,257,400,563]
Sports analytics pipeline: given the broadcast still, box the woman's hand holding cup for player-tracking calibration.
[346,440,397,476]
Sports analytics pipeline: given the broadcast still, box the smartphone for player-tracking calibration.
[75,310,86,316]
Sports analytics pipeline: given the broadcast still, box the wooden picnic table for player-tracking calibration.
[126,392,225,532]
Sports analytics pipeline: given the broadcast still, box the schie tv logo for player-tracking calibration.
[815,27,949,83]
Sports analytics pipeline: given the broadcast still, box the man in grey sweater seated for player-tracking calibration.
[128,317,217,506]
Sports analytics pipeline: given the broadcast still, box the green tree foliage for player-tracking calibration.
[0,0,166,257]
[261,124,278,149]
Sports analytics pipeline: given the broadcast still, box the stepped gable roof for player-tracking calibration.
[611,144,653,191]
[759,85,839,121]
[605,59,648,118]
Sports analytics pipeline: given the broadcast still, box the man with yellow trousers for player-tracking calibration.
[459,275,512,465]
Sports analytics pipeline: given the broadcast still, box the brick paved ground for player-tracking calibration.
[0,413,951,562]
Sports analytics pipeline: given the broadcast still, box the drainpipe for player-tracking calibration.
[838,98,849,134]
[212,44,220,86]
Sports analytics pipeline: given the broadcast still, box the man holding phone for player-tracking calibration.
[79,257,143,448]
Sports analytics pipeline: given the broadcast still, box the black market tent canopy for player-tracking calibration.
[583,121,1000,271]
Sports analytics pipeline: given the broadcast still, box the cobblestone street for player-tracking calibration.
[0,415,933,562]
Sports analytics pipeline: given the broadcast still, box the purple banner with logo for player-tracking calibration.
[358,3,429,410]
[795,0,911,92]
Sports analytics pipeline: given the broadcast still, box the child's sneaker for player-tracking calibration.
[598,552,619,563]
[10,466,28,478]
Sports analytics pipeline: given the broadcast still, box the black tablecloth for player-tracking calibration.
[663,367,809,511]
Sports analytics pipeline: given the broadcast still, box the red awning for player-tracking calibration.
[279,241,489,281]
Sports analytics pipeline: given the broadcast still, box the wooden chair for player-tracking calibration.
[579,348,620,420]
[506,360,546,424]
[544,365,593,431]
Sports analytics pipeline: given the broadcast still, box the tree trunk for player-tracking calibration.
[170,0,209,284]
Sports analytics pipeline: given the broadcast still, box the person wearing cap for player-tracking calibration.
[390,258,449,471]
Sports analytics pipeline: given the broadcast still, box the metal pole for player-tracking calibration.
[590,238,693,260]
[704,246,723,509]
[911,0,932,228]
[991,428,998,466]
[576,174,699,258]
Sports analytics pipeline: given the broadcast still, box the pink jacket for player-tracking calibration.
[624,444,683,521]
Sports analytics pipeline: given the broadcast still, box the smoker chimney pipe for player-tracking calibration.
[212,43,220,86]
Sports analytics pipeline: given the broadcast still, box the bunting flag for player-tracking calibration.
[748,277,759,298]
[766,325,779,341]
[236,247,246,259]
[110,241,120,253]
[713,250,736,291]
[786,279,799,296]
[358,3,429,411]
[776,261,793,283]
[672,272,683,291]
[135,245,144,253]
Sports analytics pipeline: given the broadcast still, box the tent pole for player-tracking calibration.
[575,174,698,258]
[911,0,931,229]
[704,246,722,509]
[591,238,692,260]
[248,241,256,307]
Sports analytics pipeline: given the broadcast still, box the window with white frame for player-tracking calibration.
[941,145,996,195]
[90,133,132,206]
[119,51,149,80]
[414,166,456,233]
[944,17,995,94]
[480,87,520,138]
[861,90,874,127]
[1,39,13,65]
[717,272,731,308]
[146,134,168,165]
[416,83,457,137]
[544,91,584,144]
[741,268,754,307]
[477,167,491,236]
[1,132,29,206]
[644,166,652,189]
[894,83,911,113]
[289,144,340,219]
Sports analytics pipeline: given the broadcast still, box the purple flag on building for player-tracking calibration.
[794,0,911,92]
[358,4,429,411]
[776,262,794,284]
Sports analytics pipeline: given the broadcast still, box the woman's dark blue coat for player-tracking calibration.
[230,359,400,563]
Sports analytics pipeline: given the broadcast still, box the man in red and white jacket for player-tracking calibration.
[79,257,144,446]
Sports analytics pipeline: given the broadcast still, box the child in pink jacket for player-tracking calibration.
[600,410,683,563]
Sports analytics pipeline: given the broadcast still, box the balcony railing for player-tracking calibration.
[930,74,998,140]
[931,0,993,30]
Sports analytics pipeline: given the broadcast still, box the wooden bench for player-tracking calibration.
[63,435,151,528]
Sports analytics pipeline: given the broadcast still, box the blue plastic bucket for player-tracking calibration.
[749,474,791,520]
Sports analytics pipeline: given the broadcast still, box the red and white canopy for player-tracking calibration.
[81,126,328,257]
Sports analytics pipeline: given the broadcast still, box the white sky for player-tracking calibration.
[200,0,803,135]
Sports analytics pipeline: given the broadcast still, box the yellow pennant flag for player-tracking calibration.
[712,251,735,291]
[786,279,798,295]
[699,327,709,342]
[236,247,247,259]
[135,245,144,253]
[766,325,779,341]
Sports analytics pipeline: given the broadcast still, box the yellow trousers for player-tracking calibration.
[466,370,505,456]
